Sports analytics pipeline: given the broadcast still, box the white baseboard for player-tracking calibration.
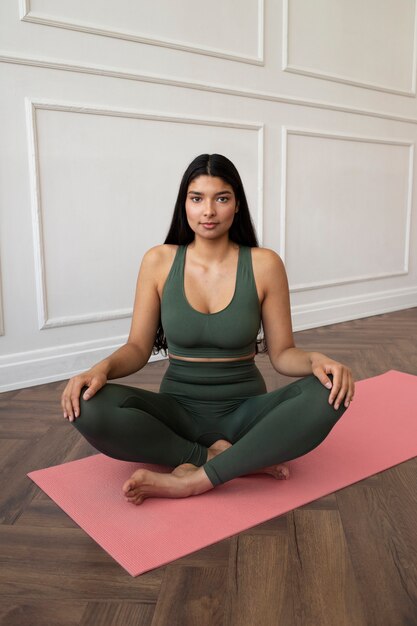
[1,286,416,392]
[0,335,166,392]
[291,285,417,330]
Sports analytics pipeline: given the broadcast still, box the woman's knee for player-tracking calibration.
[73,385,109,437]
[301,374,348,424]
[78,384,104,414]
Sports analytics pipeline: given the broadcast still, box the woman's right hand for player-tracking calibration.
[61,369,108,422]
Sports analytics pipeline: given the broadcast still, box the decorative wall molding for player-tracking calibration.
[19,0,265,66]
[282,0,417,97]
[25,98,264,330]
[280,126,414,291]
[0,262,4,336]
[0,332,164,392]
[3,52,417,126]
[291,284,417,331]
[0,333,128,366]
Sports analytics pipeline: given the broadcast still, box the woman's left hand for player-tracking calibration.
[310,353,355,410]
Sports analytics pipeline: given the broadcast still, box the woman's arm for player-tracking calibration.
[254,248,354,408]
[98,245,164,379]
[61,245,165,419]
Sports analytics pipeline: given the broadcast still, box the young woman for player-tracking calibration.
[61,153,355,505]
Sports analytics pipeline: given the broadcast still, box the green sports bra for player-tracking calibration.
[161,244,261,358]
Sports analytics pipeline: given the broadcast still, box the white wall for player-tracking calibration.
[1,0,416,391]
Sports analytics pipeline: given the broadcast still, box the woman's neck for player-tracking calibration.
[188,234,238,263]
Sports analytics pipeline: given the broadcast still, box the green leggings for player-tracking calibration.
[73,358,348,487]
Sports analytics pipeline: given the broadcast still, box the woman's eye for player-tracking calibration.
[190,196,229,202]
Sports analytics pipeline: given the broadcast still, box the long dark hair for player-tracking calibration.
[153,153,267,355]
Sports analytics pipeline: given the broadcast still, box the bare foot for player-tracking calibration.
[251,464,290,480]
[123,439,291,504]
[206,439,234,461]
[122,464,214,505]
[207,439,290,480]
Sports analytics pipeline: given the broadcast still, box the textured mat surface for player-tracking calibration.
[28,370,417,576]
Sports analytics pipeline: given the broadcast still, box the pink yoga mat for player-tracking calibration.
[28,370,417,576]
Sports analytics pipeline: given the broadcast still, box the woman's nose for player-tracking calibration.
[203,201,216,215]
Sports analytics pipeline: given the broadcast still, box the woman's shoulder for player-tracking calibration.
[140,245,180,290]
[142,243,179,265]
[250,247,288,298]
[250,246,285,270]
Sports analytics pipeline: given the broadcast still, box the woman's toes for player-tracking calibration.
[127,492,145,505]
[122,481,132,494]
[123,478,140,495]
[278,466,290,479]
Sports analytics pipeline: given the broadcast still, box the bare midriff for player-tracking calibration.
[168,352,256,362]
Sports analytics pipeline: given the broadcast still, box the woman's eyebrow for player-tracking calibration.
[187,190,232,195]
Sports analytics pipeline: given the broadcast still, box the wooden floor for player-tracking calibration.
[1,308,417,626]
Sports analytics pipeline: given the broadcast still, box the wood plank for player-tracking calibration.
[297,492,339,510]
[239,514,288,534]
[0,389,20,402]
[0,526,164,600]
[336,461,417,626]
[152,566,227,626]
[0,439,33,473]
[12,382,65,402]
[284,509,367,626]
[79,602,155,626]
[223,534,289,626]
[0,416,51,439]
[0,423,83,524]
[15,494,79,529]
[16,437,98,529]
[157,539,231,569]
[0,600,86,626]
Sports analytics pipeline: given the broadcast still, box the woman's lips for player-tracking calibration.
[201,223,218,229]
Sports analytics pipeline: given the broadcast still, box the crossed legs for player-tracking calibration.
[201,374,347,486]
[71,373,348,504]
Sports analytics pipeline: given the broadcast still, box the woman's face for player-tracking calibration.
[185,175,239,240]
